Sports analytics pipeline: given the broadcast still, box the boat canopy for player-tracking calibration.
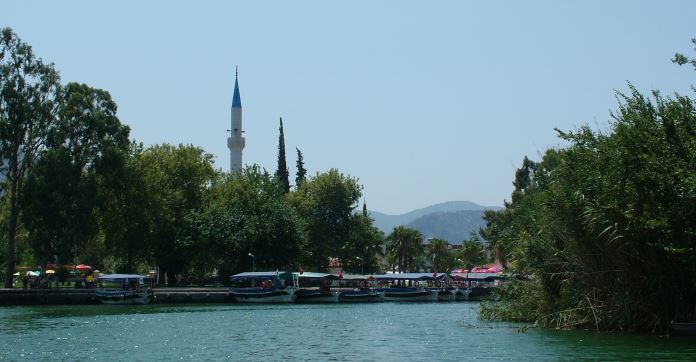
[374,272,449,281]
[97,274,148,281]
[451,272,504,281]
[230,271,295,281]
[298,272,339,280]
[337,274,374,280]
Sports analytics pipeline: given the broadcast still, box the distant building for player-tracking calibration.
[227,68,245,172]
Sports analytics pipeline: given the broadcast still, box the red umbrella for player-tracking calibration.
[75,264,92,270]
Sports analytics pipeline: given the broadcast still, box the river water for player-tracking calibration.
[0,302,694,361]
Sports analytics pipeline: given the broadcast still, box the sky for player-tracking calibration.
[3,1,695,215]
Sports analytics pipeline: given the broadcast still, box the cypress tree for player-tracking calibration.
[295,147,306,189]
[276,117,290,193]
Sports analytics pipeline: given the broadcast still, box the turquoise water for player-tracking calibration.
[1,303,695,361]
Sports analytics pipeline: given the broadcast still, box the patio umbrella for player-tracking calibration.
[75,264,92,270]
[12,272,20,276]
[45,269,55,274]
[26,271,39,276]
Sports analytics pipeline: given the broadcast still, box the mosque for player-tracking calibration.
[227,68,245,172]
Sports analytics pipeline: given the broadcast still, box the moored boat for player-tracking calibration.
[334,274,383,302]
[454,287,471,301]
[294,272,340,303]
[671,321,696,336]
[229,271,298,303]
[95,274,153,305]
[375,273,444,302]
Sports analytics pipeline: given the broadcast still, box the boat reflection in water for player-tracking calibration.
[95,274,153,305]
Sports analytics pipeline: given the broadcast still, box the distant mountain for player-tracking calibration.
[406,210,488,244]
[369,201,501,234]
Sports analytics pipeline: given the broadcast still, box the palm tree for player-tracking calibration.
[427,238,450,272]
[460,234,486,270]
[386,226,424,273]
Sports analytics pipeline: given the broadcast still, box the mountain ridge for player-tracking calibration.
[369,200,503,237]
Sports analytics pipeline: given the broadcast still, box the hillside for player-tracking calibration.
[370,200,501,234]
[405,210,488,244]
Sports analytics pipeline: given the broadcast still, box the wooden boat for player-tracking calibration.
[450,272,504,301]
[430,287,457,301]
[454,287,471,301]
[294,272,340,303]
[671,321,696,336]
[229,271,298,303]
[95,274,153,305]
[339,288,384,302]
[331,273,383,302]
[375,273,446,302]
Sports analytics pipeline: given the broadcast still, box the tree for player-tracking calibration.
[385,226,424,273]
[427,238,450,272]
[276,117,290,193]
[340,213,384,274]
[134,144,216,285]
[295,147,306,189]
[0,28,61,287]
[292,169,362,270]
[459,234,486,270]
[187,165,305,280]
[672,38,696,70]
[21,82,130,266]
[97,143,150,273]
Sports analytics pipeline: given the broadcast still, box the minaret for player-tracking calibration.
[228,67,245,172]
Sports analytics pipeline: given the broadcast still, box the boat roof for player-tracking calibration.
[451,272,504,281]
[337,274,374,280]
[374,272,449,281]
[98,274,148,280]
[298,272,339,280]
[230,271,295,280]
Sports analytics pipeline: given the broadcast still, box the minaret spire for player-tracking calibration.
[228,67,245,172]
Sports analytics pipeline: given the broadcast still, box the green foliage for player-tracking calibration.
[292,169,362,270]
[295,147,306,189]
[481,85,696,333]
[133,144,216,284]
[427,238,450,272]
[458,233,486,269]
[672,38,696,71]
[187,165,305,280]
[340,213,384,274]
[275,118,290,193]
[0,27,61,287]
[385,226,424,272]
[21,82,130,266]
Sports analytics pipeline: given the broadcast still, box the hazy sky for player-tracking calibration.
[3,1,695,214]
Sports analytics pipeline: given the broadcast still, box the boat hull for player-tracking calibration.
[455,288,470,301]
[339,289,384,303]
[671,321,696,336]
[229,288,295,303]
[96,290,152,305]
[431,289,456,302]
[294,289,340,303]
[467,287,494,301]
[380,288,438,302]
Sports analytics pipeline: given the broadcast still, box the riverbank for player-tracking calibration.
[0,287,231,305]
